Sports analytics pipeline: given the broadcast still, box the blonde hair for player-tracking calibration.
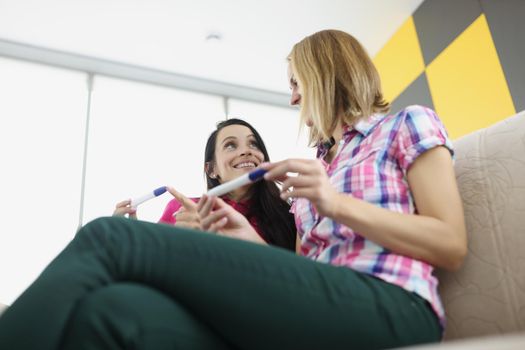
[288,29,390,146]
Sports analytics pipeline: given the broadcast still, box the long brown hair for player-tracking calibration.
[203,118,296,251]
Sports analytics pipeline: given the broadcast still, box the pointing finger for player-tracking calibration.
[167,187,197,211]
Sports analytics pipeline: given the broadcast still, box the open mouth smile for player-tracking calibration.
[233,161,258,169]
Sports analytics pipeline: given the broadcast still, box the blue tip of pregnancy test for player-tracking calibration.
[153,186,168,196]
[248,169,267,181]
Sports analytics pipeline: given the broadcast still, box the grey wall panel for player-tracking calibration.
[390,72,434,115]
[481,0,525,112]
[413,0,482,65]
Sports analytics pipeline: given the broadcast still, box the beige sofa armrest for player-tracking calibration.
[437,111,525,340]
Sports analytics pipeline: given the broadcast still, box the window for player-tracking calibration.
[82,76,224,224]
[0,57,87,305]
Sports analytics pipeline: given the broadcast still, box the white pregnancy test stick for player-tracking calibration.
[130,186,167,208]
[207,169,267,197]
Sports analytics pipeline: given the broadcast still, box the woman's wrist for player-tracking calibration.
[321,190,343,219]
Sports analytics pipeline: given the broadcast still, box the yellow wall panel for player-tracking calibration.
[426,14,516,139]
[374,17,425,102]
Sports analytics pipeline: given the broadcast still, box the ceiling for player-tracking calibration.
[0,0,424,94]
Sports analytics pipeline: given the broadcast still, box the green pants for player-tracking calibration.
[0,217,441,349]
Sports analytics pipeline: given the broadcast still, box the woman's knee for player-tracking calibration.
[74,216,134,248]
[78,216,124,236]
[62,283,230,350]
[61,283,165,349]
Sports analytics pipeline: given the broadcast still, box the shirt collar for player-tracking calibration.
[350,113,385,137]
[318,113,385,154]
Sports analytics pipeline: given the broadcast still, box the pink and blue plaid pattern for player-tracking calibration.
[292,105,453,326]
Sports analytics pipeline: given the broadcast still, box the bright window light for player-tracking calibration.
[82,76,224,224]
[0,63,312,308]
[0,57,87,306]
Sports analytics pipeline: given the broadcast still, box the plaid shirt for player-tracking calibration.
[291,105,453,327]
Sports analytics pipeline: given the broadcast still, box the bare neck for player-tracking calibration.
[325,121,345,163]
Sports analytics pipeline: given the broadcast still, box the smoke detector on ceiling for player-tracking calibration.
[205,31,223,42]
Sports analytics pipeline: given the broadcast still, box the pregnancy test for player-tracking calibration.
[207,169,267,197]
[130,186,168,208]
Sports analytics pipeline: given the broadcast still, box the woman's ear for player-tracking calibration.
[205,162,218,179]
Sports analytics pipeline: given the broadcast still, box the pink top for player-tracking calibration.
[292,105,453,327]
[159,196,266,241]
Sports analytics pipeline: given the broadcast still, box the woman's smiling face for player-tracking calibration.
[211,124,265,184]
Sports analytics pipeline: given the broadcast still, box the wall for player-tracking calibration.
[373,0,524,139]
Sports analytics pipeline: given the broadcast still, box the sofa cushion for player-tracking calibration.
[437,111,525,340]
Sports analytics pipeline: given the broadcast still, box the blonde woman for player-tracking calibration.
[0,30,466,350]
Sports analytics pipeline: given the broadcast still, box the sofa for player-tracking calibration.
[405,110,525,349]
[1,112,524,348]
[438,110,525,340]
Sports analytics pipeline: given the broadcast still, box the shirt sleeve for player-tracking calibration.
[395,105,454,172]
[158,198,182,224]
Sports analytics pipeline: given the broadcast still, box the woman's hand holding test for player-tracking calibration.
[198,195,265,244]
[261,159,339,218]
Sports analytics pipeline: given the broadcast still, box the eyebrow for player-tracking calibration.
[220,134,256,145]
[221,136,237,145]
